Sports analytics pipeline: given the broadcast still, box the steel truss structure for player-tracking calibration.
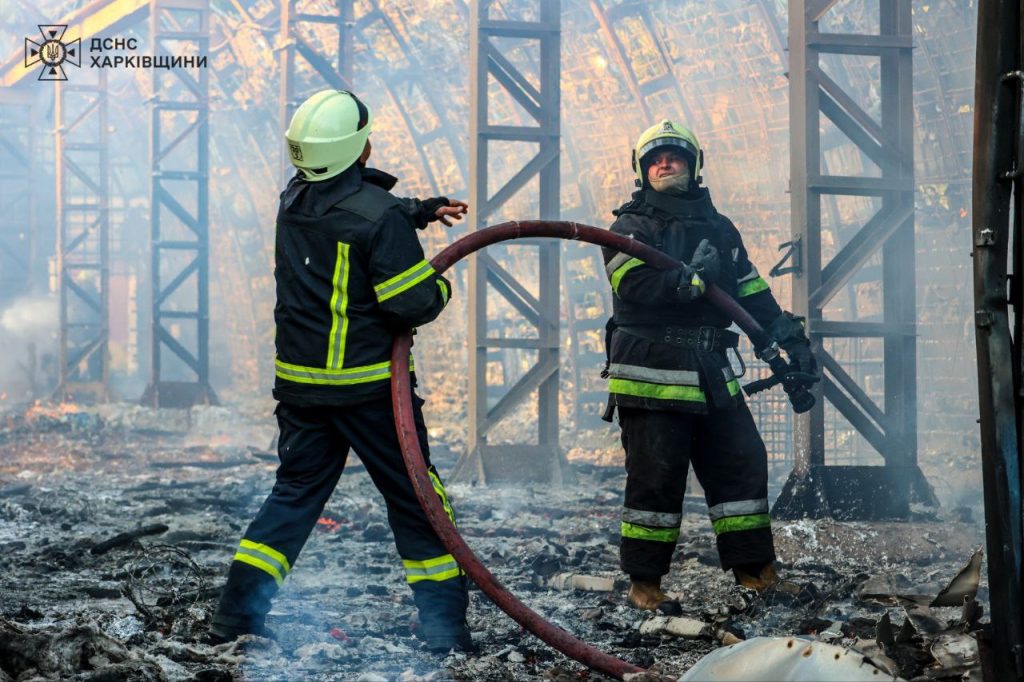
[0,92,35,311]
[457,0,565,484]
[279,0,468,193]
[590,0,696,125]
[775,0,935,519]
[142,0,216,407]
[355,1,468,197]
[55,72,111,401]
[0,92,38,399]
[558,161,610,431]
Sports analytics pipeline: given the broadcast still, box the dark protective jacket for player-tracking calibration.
[601,187,782,413]
[273,164,452,406]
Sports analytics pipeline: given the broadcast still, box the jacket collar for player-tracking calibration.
[281,164,398,216]
[642,186,715,220]
[360,166,398,191]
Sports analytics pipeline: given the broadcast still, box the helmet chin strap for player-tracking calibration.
[649,172,690,195]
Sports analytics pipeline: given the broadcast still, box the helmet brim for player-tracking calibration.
[637,137,699,165]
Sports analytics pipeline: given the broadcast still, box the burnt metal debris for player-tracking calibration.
[0,402,989,680]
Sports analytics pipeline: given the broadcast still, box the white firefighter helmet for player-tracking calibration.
[285,90,372,182]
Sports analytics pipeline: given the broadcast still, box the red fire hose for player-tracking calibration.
[389,220,777,680]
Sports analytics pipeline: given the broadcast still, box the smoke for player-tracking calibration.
[0,295,58,403]
[1,295,58,340]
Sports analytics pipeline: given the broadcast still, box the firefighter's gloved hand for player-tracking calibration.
[768,312,819,380]
[415,197,450,228]
[420,197,469,228]
[689,238,721,284]
[675,264,707,301]
[786,343,818,379]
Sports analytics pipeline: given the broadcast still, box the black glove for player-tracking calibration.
[786,343,818,378]
[767,312,819,378]
[689,238,721,284]
[675,239,720,301]
[415,196,451,229]
[675,264,705,301]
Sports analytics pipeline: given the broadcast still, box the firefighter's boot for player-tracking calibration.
[413,576,475,653]
[627,577,682,615]
[733,562,799,595]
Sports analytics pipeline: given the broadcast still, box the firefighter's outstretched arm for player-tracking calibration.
[399,197,469,229]
[368,207,453,329]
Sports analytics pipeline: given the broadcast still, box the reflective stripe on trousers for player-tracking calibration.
[233,539,292,586]
[403,553,461,583]
[621,522,680,543]
[708,498,770,535]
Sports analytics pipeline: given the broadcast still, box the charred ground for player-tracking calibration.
[0,404,986,681]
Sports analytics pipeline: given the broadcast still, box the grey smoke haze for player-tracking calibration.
[0,295,58,400]
[1,295,58,340]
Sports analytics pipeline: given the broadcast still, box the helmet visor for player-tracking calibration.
[638,136,699,163]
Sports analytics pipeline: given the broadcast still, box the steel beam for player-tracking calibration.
[354,1,468,197]
[279,0,461,196]
[589,0,697,126]
[775,0,933,519]
[972,0,1024,678]
[459,0,563,484]
[54,72,110,401]
[142,0,215,407]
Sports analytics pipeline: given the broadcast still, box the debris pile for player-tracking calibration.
[0,403,988,680]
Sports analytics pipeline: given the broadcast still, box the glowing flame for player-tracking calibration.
[316,516,342,532]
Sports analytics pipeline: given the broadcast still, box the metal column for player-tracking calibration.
[142,0,215,407]
[0,92,34,311]
[0,91,38,400]
[457,0,564,484]
[278,0,353,181]
[55,72,110,401]
[775,0,934,519]
[972,1,1024,678]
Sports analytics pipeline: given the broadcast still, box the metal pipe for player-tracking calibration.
[390,220,788,680]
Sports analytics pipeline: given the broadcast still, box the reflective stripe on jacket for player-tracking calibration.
[601,187,782,413]
[273,165,451,406]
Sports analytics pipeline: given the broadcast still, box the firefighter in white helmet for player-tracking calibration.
[601,119,818,610]
[209,90,473,652]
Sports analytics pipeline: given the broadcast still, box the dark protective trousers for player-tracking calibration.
[618,403,776,579]
[212,395,467,638]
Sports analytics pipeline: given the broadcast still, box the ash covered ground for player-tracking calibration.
[0,403,987,681]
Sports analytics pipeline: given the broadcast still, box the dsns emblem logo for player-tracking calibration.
[25,25,81,81]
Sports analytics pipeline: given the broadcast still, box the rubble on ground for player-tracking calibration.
[0,402,988,680]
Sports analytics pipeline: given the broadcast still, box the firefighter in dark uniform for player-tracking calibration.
[601,120,818,610]
[209,90,473,652]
